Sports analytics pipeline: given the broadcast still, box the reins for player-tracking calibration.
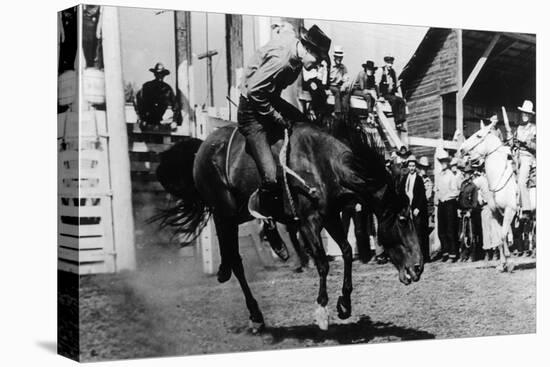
[224,126,239,187]
[279,128,318,222]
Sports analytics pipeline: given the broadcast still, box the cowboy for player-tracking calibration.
[399,155,429,262]
[450,157,464,187]
[457,162,481,261]
[238,24,330,249]
[434,151,461,262]
[417,156,433,201]
[58,7,77,73]
[508,100,536,219]
[379,56,407,130]
[135,63,181,130]
[328,45,349,116]
[82,5,103,69]
[351,60,379,115]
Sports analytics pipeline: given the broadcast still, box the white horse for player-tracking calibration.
[459,127,518,272]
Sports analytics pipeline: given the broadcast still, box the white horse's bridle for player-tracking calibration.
[461,130,513,193]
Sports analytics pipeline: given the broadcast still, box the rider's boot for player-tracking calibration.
[261,220,290,261]
[248,182,290,261]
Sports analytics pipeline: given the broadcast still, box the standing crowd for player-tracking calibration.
[383,101,536,264]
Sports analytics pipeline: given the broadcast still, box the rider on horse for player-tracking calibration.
[506,100,536,220]
[238,24,331,256]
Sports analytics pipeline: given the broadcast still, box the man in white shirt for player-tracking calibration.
[435,152,461,262]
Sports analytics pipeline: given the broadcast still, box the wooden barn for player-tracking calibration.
[399,27,536,166]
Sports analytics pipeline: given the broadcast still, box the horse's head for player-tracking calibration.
[459,126,499,159]
[378,191,423,285]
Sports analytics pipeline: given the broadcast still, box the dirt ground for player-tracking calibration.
[78,253,536,362]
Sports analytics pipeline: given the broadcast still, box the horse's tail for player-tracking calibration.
[149,137,211,245]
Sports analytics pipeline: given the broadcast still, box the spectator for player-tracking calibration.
[82,5,103,69]
[135,63,182,130]
[417,156,433,201]
[399,155,429,262]
[450,157,464,187]
[58,8,77,74]
[472,161,500,261]
[457,163,481,261]
[328,46,349,116]
[435,151,461,262]
[379,56,407,131]
[350,60,379,115]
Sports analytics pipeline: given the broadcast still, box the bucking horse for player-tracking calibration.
[154,114,423,332]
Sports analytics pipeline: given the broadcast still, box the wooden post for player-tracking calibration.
[455,29,464,143]
[225,14,243,121]
[459,33,501,99]
[174,11,193,133]
[101,6,136,271]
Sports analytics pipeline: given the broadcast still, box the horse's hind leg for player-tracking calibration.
[299,215,330,330]
[214,216,265,332]
[501,208,516,272]
[324,214,353,320]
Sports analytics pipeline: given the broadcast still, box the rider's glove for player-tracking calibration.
[274,113,292,130]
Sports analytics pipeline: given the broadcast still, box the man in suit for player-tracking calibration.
[400,155,429,262]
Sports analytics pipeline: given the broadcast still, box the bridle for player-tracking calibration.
[462,130,513,193]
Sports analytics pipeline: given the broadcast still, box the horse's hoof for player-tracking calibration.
[336,296,352,320]
[248,320,265,335]
[293,266,304,273]
[496,263,506,273]
[506,263,515,273]
[314,305,330,331]
[217,264,232,283]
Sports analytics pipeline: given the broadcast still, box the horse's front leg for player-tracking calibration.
[324,213,353,320]
[299,215,330,330]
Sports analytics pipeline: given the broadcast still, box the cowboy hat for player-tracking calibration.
[149,62,170,76]
[418,156,430,168]
[361,60,378,70]
[406,154,417,163]
[463,162,474,173]
[397,145,411,158]
[436,150,451,162]
[332,45,344,57]
[299,25,331,63]
[383,56,395,64]
[517,100,535,115]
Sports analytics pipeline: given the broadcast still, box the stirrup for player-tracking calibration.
[247,189,272,221]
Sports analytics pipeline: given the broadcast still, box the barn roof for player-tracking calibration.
[400,27,536,85]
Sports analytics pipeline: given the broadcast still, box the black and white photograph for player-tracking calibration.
[53,2,539,363]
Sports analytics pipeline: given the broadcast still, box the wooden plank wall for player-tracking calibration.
[404,29,459,140]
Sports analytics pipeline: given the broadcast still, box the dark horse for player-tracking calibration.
[155,121,423,332]
[305,86,386,263]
